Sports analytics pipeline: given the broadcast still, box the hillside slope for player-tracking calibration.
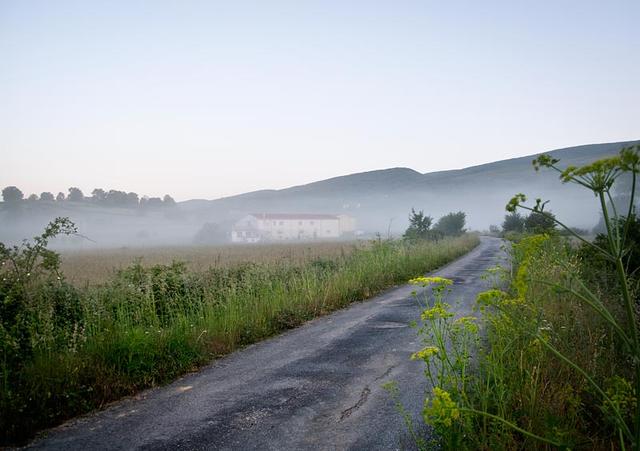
[1,140,637,246]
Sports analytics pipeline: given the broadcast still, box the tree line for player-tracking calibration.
[1,186,176,209]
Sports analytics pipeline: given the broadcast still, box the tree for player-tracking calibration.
[502,212,525,233]
[27,194,39,202]
[524,211,556,233]
[126,192,139,207]
[40,192,55,202]
[193,222,227,244]
[2,186,24,205]
[163,194,176,206]
[146,197,164,208]
[105,190,128,206]
[67,187,84,202]
[403,208,433,240]
[56,192,66,202]
[91,188,106,203]
[434,211,466,236]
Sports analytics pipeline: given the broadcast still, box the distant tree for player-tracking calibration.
[163,194,176,206]
[524,211,556,233]
[105,190,128,206]
[2,186,24,205]
[403,208,433,240]
[434,211,466,236]
[91,188,107,203]
[146,197,164,208]
[27,194,39,202]
[40,192,55,202]
[502,212,525,233]
[193,222,227,244]
[126,192,140,207]
[67,187,84,202]
[56,192,66,202]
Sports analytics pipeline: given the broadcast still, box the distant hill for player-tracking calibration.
[1,140,637,247]
[186,140,638,234]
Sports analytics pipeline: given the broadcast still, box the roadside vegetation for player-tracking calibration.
[406,144,640,449]
[0,227,478,445]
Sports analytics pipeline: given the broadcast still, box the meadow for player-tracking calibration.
[59,241,365,285]
[0,232,479,445]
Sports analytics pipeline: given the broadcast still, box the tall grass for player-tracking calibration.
[0,234,478,445]
[405,145,639,449]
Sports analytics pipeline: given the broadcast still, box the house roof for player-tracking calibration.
[249,213,339,220]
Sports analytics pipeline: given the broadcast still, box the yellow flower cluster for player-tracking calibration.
[411,346,439,361]
[476,289,508,307]
[453,316,479,333]
[409,276,453,287]
[424,387,460,427]
[421,303,454,321]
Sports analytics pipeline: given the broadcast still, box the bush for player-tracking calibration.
[501,212,524,234]
[434,211,466,236]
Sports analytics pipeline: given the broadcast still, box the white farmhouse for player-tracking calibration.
[231,213,356,243]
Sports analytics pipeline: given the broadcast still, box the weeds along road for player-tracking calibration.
[27,237,506,451]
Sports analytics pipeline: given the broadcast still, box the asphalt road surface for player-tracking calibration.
[27,236,505,451]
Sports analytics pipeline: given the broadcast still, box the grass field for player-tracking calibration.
[1,234,479,445]
[59,241,364,285]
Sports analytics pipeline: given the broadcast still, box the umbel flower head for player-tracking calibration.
[421,303,454,321]
[411,346,439,361]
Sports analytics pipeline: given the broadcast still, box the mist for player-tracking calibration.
[1,141,636,250]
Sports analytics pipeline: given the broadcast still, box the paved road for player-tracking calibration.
[28,237,505,451]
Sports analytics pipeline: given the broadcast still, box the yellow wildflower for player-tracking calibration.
[453,316,479,334]
[423,387,460,427]
[421,302,454,320]
[411,346,439,361]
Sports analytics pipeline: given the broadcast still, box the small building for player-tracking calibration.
[231,213,356,243]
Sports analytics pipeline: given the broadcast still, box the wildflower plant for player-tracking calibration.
[499,144,640,448]
[407,276,481,447]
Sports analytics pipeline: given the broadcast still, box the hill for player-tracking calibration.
[1,140,637,247]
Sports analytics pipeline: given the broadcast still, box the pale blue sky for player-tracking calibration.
[1,0,638,200]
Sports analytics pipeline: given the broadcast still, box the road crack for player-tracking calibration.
[339,386,371,421]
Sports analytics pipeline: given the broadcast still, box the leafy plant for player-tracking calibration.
[434,211,466,237]
[403,144,640,449]
[404,208,433,240]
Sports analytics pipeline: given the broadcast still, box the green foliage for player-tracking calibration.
[404,144,640,449]
[0,218,79,366]
[403,208,433,240]
[524,210,556,233]
[434,211,466,237]
[501,212,525,234]
[0,223,479,445]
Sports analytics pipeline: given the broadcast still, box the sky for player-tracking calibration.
[1,1,639,201]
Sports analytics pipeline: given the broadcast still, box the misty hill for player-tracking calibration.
[1,140,637,247]
[187,140,638,234]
